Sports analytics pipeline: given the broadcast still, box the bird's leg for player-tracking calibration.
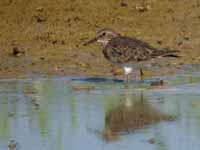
[126,74,129,83]
[125,74,129,88]
[123,66,133,88]
[140,68,144,81]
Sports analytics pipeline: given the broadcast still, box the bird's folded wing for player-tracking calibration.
[151,49,180,58]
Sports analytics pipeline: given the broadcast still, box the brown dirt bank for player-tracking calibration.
[0,0,200,79]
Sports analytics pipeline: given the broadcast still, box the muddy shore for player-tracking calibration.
[0,0,200,79]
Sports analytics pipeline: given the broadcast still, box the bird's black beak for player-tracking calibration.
[83,36,99,46]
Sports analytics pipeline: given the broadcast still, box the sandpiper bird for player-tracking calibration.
[83,28,179,83]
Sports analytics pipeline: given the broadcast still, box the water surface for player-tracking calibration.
[0,74,200,150]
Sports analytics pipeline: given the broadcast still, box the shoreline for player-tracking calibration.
[0,63,199,80]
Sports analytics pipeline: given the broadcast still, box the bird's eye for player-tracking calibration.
[102,32,106,36]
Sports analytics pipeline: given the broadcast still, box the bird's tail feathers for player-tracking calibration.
[151,48,181,58]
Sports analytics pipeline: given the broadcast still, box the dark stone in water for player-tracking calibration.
[72,85,95,91]
[72,78,124,83]
[148,138,156,144]
[150,80,164,86]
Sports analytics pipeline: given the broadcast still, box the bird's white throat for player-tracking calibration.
[123,66,133,75]
[97,39,110,47]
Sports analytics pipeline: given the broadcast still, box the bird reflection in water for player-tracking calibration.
[103,92,175,142]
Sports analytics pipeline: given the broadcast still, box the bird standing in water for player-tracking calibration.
[83,28,179,85]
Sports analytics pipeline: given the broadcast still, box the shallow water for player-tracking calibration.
[1,74,200,150]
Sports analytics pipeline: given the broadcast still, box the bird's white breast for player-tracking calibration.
[123,66,133,75]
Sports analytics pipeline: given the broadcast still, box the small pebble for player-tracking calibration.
[33,103,40,110]
[36,6,44,12]
[120,1,128,7]
[157,40,162,45]
[12,47,24,57]
[150,80,164,86]
[8,112,15,117]
[72,85,95,91]
[148,138,156,144]
[34,14,47,23]
[136,4,151,12]
[177,41,183,46]
[184,37,190,41]
[40,57,45,60]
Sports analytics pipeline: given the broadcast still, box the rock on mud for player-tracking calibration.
[12,47,25,57]
[136,4,151,12]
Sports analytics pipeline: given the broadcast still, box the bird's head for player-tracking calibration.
[83,28,121,47]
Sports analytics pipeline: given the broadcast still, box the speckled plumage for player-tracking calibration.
[102,36,179,65]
